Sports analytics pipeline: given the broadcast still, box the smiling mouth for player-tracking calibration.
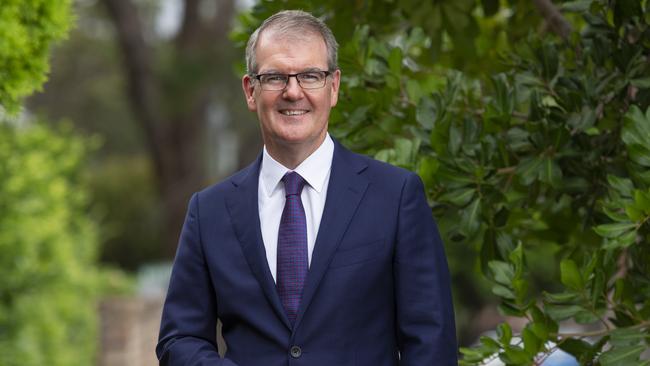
[279,109,309,116]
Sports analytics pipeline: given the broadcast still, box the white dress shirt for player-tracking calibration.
[258,134,334,282]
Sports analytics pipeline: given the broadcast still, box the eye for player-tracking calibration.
[260,74,286,83]
[298,72,324,82]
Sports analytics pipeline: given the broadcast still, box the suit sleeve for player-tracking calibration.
[394,173,458,365]
[156,193,240,366]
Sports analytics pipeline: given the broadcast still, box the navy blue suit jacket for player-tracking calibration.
[157,140,457,365]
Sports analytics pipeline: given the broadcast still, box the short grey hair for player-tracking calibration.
[245,10,338,74]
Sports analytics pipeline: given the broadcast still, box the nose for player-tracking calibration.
[282,75,304,100]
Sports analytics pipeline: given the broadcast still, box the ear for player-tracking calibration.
[242,74,257,112]
[329,69,341,108]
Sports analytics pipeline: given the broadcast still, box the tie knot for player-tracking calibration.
[281,172,306,197]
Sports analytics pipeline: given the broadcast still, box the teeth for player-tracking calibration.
[280,110,307,116]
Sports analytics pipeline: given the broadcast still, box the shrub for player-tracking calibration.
[0,0,72,113]
[0,122,99,365]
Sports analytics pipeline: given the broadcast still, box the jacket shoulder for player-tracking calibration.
[341,146,416,183]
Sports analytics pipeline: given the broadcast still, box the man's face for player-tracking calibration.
[242,31,340,152]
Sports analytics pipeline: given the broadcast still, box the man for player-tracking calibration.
[157,10,457,366]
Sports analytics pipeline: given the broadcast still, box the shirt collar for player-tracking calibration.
[261,133,334,197]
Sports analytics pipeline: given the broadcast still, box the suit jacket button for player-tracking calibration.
[290,345,302,358]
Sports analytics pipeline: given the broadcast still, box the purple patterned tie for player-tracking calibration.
[277,172,308,325]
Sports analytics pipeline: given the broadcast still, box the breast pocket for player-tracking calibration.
[329,238,385,268]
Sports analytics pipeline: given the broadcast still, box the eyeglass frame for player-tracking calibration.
[249,70,334,91]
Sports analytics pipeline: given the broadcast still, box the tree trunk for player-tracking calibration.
[101,0,236,256]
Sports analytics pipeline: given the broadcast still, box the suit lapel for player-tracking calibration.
[225,156,292,330]
[293,141,369,330]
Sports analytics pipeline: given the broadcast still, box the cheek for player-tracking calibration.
[255,95,275,114]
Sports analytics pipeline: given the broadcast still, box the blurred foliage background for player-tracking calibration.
[3,0,649,364]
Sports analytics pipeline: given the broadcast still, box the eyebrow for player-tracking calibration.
[257,67,328,74]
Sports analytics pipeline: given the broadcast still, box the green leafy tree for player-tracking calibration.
[236,0,650,363]
[0,123,99,365]
[0,1,106,365]
[0,0,73,113]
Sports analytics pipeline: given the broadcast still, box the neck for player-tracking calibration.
[265,135,327,170]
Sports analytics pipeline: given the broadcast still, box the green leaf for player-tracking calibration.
[560,259,584,290]
[509,243,525,277]
[500,345,532,365]
[406,79,423,104]
[417,156,439,188]
[496,232,515,259]
[499,302,526,317]
[567,105,597,131]
[479,336,501,353]
[575,309,601,324]
[599,345,645,366]
[613,278,630,303]
[625,204,644,221]
[493,284,516,299]
[536,43,559,81]
[622,106,650,167]
[627,144,650,167]
[607,175,634,197]
[460,197,482,235]
[544,291,580,303]
[522,327,542,356]
[490,73,514,118]
[416,97,436,129]
[609,327,648,347]
[438,187,475,206]
[590,271,605,306]
[390,137,419,166]
[593,222,636,238]
[496,322,512,344]
[603,206,628,222]
[530,305,559,335]
[562,1,593,12]
[489,260,514,285]
[634,190,650,214]
[512,278,529,304]
[630,77,650,89]
[539,158,562,187]
[611,230,638,248]
[388,47,403,78]
[448,123,463,156]
[460,345,492,363]
[516,157,543,185]
[558,338,593,360]
[545,304,583,321]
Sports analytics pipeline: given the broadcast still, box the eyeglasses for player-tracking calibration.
[251,70,332,91]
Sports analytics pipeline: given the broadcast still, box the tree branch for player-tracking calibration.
[532,0,572,41]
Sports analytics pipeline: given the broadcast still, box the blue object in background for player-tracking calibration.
[542,349,579,366]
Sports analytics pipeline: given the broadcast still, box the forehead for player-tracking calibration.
[255,30,328,72]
